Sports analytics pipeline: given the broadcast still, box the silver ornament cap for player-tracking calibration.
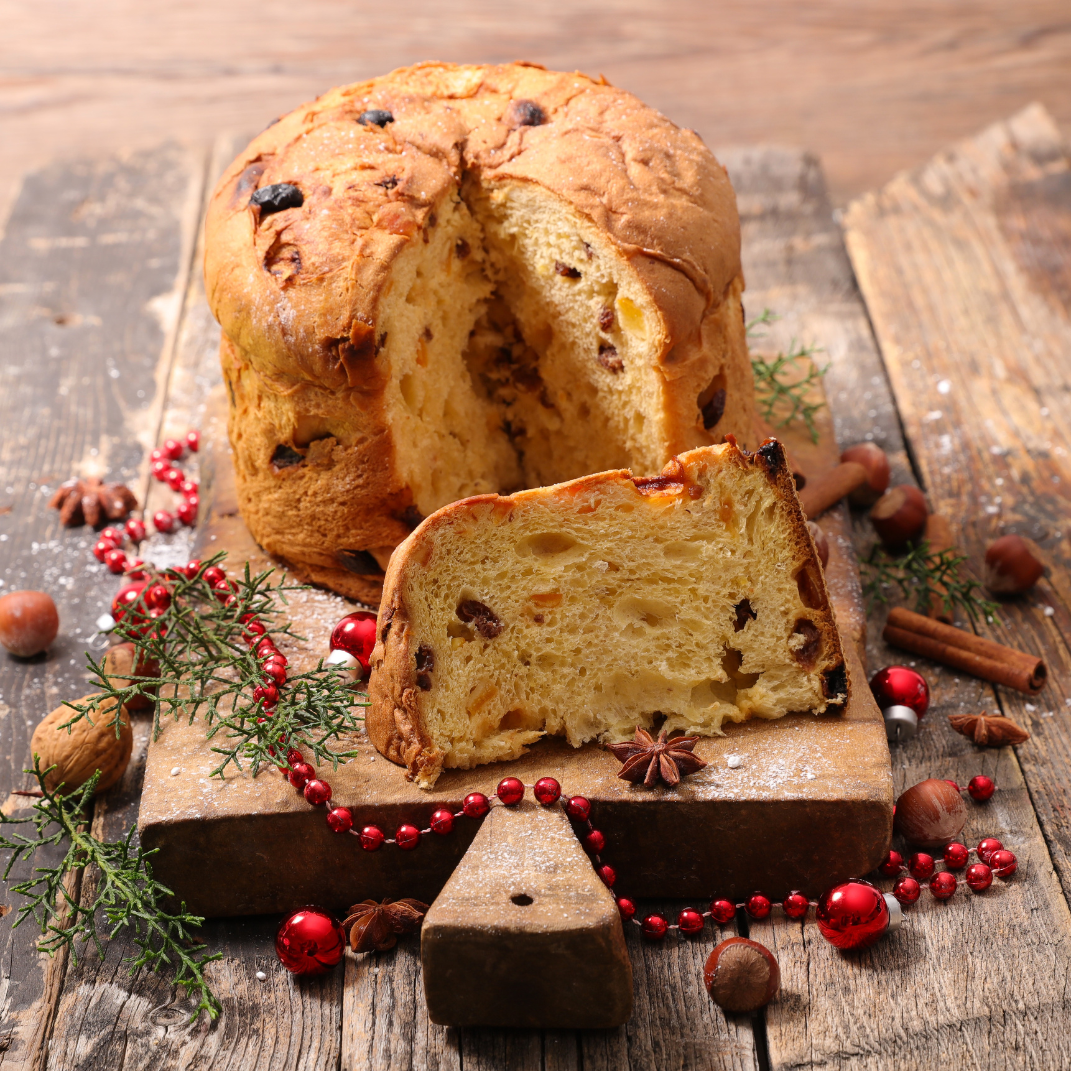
[883,892,903,934]
[883,704,919,742]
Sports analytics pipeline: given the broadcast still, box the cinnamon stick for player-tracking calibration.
[884,607,1046,694]
[799,462,869,519]
[923,513,955,623]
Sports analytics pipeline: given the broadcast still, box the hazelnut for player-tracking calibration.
[893,778,968,847]
[984,535,1046,594]
[805,521,829,570]
[0,590,59,657]
[870,485,928,551]
[102,642,160,710]
[30,694,133,793]
[840,443,891,506]
[703,937,780,1012]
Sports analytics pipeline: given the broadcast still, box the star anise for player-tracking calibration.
[48,476,138,527]
[605,726,708,788]
[949,711,1030,747]
[342,897,429,953]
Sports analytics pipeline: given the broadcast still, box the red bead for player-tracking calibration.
[783,890,810,918]
[151,458,170,480]
[177,498,198,526]
[677,908,705,935]
[597,864,616,888]
[152,510,175,534]
[462,792,490,819]
[565,795,591,822]
[533,777,561,805]
[496,777,524,805]
[942,842,970,869]
[989,849,1017,877]
[709,897,736,924]
[163,467,185,492]
[262,660,288,687]
[286,749,305,768]
[940,778,961,792]
[202,566,226,587]
[111,582,146,620]
[162,439,184,461]
[275,906,345,975]
[966,863,993,891]
[641,914,668,939]
[395,822,421,850]
[289,763,315,789]
[430,808,455,834]
[868,665,930,719]
[179,559,201,579]
[582,829,605,855]
[103,548,129,574]
[143,583,171,614]
[746,892,772,919]
[150,447,166,462]
[180,479,200,498]
[327,807,353,833]
[185,430,200,452]
[908,852,936,881]
[329,611,377,671]
[359,825,384,851]
[126,561,148,580]
[99,526,125,545]
[968,775,996,802]
[893,877,922,906]
[255,638,279,659]
[816,880,892,949]
[304,779,332,806]
[879,850,904,877]
[93,538,119,562]
[929,871,957,899]
[616,896,636,921]
[242,619,267,643]
[124,518,147,542]
[976,837,1003,864]
[252,684,278,712]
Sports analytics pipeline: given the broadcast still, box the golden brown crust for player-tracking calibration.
[367,439,847,785]
[205,62,752,598]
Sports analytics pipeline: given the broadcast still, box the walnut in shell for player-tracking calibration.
[30,695,133,793]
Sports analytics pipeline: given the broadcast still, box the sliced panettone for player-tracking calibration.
[367,438,847,788]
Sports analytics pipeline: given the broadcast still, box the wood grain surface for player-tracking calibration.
[0,0,1069,231]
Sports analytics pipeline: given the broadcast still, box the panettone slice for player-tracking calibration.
[367,438,847,788]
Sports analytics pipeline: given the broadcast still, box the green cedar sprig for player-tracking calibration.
[748,309,831,443]
[0,762,222,1021]
[860,540,999,625]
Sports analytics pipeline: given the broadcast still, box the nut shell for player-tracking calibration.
[893,777,968,847]
[840,443,890,506]
[870,485,928,551]
[0,591,59,657]
[30,695,133,793]
[984,535,1045,594]
[703,936,780,1012]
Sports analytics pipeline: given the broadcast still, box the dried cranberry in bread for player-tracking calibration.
[368,439,847,788]
[204,62,757,604]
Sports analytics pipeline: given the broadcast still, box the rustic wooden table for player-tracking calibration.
[0,103,1069,1068]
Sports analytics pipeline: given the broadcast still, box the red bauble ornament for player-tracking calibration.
[327,807,353,833]
[111,582,151,630]
[929,871,957,899]
[359,825,384,851]
[152,510,175,534]
[185,429,200,452]
[582,829,605,855]
[746,893,772,919]
[816,880,892,949]
[976,837,1003,864]
[534,777,561,805]
[496,777,524,805]
[162,438,184,461]
[678,909,705,935]
[304,779,332,806]
[276,906,345,975]
[289,763,315,789]
[989,849,1017,877]
[104,548,129,574]
[616,897,636,921]
[565,795,591,822]
[966,863,993,891]
[783,891,809,918]
[869,665,929,741]
[968,775,996,802]
[329,612,377,672]
[879,850,904,877]
[942,842,970,870]
[597,864,616,888]
[124,518,147,542]
[710,898,736,924]
[893,877,921,906]
[908,852,935,881]
[462,792,490,819]
[396,823,421,850]
[430,808,455,834]
[641,914,668,939]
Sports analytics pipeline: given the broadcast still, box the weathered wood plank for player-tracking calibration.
[0,143,205,1069]
[844,103,1071,900]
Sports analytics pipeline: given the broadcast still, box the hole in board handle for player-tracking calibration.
[510,894,534,906]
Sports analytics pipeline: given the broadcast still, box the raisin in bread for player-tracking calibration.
[203,61,757,604]
[367,438,847,788]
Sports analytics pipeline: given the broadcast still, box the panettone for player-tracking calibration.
[203,62,758,603]
[367,439,847,788]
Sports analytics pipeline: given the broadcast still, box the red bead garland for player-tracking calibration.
[616,897,636,921]
[965,863,993,891]
[533,777,561,805]
[641,914,668,939]
[879,850,904,877]
[430,808,455,835]
[745,892,772,919]
[462,793,490,819]
[496,777,525,805]
[908,852,935,881]
[929,871,957,899]
[396,823,421,850]
[678,908,705,935]
[976,837,1003,864]
[710,898,736,924]
[893,877,922,906]
[989,849,1017,877]
[968,775,996,802]
[359,825,384,851]
[942,842,970,869]
[783,890,810,918]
